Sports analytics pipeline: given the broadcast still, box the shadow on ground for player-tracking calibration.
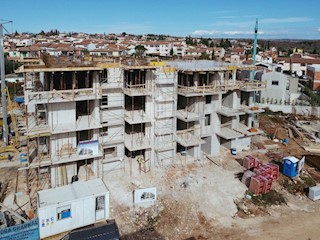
[121,227,165,240]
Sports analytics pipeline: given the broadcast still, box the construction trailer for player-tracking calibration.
[37,178,110,239]
[18,60,266,206]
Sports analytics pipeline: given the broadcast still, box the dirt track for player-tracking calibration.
[253,209,320,240]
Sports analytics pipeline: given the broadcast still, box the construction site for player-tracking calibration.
[0,54,319,239]
[0,28,320,240]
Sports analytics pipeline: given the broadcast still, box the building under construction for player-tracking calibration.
[18,59,266,205]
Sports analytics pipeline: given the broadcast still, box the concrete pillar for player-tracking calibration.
[211,134,220,156]
[232,116,240,128]
[39,72,44,89]
[247,114,253,128]
[50,167,57,187]
[248,92,254,107]
[195,145,201,160]
[219,72,224,82]
[66,164,76,184]
[72,72,76,89]
[232,69,236,82]
[230,91,240,109]
[194,72,199,86]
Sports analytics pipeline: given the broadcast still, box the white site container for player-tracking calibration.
[37,178,110,239]
[309,186,320,201]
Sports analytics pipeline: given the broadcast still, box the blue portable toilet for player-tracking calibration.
[231,148,237,155]
[283,156,299,178]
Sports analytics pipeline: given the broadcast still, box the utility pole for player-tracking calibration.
[0,23,8,145]
[251,18,258,81]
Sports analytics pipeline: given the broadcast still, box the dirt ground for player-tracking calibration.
[103,142,320,240]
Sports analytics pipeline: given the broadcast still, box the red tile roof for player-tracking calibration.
[278,57,320,64]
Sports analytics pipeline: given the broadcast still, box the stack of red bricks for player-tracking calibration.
[242,155,279,195]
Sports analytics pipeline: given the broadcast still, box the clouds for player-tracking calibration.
[260,17,312,24]
[191,16,318,39]
[191,27,320,39]
[192,30,256,36]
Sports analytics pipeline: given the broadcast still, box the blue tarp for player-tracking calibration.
[0,218,39,240]
[14,96,24,103]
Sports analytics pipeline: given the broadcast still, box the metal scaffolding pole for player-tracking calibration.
[0,24,8,145]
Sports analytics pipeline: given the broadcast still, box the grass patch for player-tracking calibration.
[301,176,316,187]
[251,190,287,206]
[279,175,316,195]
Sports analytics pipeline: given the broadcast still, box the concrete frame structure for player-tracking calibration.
[169,61,265,160]
[261,72,288,105]
[19,60,266,203]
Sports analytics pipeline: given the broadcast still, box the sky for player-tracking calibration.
[1,0,320,39]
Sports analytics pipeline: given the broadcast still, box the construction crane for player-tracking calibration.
[0,87,20,156]
[251,18,258,81]
[0,21,20,156]
[6,87,19,147]
[0,22,8,146]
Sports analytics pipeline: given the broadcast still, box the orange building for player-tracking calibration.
[307,65,320,90]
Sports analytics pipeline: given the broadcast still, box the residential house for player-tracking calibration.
[141,41,172,56]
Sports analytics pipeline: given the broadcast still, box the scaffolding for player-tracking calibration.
[154,66,177,167]
[99,67,125,177]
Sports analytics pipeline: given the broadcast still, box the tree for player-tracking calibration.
[245,49,251,60]
[4,53,22,74]
[170,48,174,56]
[200,37,209,47]
[186,35,192,44]
[186,35,197,46]
[219,38,231,49]
[225,39,231,48]
[135,45,147,57]
[287,49,293,57]
[158,35,166,40]
[219,38,224,46]
[121,32,127,36]
[211,51,216,60]
[199,53,210,60]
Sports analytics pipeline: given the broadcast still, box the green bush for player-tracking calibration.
[303,87,320,106]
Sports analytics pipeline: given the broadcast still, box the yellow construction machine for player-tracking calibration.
[0,87,20,158]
